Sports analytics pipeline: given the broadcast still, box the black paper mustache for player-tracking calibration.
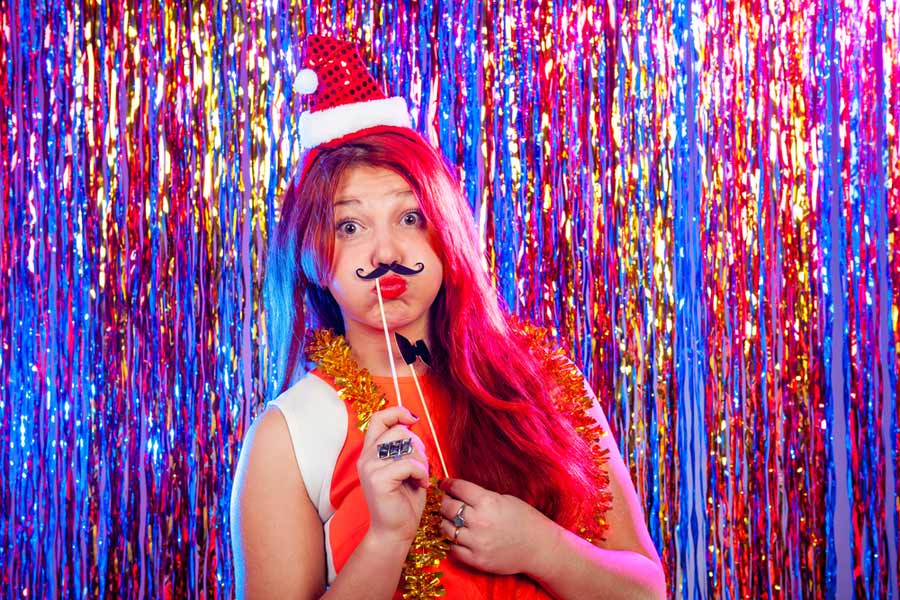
[355,261,425,280]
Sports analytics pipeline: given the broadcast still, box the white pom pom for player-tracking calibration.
[295,69,319,94]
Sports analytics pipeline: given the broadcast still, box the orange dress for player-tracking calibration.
[270,368,555,599]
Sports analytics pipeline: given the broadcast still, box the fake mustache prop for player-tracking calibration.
[356,261,425,279]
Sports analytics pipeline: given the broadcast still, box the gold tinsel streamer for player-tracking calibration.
[306,326,614,595]
[401,479,452,599]
[515,322,614,544]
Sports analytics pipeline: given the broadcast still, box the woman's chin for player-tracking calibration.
[366,310,425,333]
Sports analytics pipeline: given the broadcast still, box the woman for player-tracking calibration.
[230,35,665,599]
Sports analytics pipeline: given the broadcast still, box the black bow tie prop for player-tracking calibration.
[395,333,432,366]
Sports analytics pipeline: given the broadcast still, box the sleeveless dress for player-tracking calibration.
[269,368,555,599]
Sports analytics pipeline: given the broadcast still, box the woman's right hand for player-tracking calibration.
[357,406,430,545]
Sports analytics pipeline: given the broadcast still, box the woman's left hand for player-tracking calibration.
[438,478,559,576]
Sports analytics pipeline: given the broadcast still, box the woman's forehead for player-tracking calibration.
[333,164,414,203]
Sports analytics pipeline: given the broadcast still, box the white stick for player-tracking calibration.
[407,364,450,479]
[375,278,403,407]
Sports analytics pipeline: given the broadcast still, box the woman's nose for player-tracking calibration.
[370,227,403,267]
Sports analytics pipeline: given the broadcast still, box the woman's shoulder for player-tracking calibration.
[265,371,348,451]
[230,401,328,598]
[268,369,340,410]
[231,408,296,497]
[252,371,350,519]
[267,371,348,447]
[231,408,304,521]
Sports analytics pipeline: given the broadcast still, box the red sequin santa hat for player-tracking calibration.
[295,35,413,150]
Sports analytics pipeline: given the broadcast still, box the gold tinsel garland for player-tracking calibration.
[305,326,613,597]
[515,322,614,544]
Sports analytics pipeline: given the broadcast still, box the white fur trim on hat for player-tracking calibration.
[298,96,412,149]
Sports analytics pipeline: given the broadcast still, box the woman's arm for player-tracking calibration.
[230,408,416,599]
[437,381,665,599]
[230,408,327,598]
[231,409,428,599]
[522,392,666,600]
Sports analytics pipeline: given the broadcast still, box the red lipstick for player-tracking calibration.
[375,275,407,300]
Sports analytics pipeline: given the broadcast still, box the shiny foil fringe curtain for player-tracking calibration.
[1,0,898,598]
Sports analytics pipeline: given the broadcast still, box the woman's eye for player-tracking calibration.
[402,211,424,227]
[337,221,358,235]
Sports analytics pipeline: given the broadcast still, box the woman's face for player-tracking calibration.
[325,164,444,337]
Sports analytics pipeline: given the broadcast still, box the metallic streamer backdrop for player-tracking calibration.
[0,0,897,598]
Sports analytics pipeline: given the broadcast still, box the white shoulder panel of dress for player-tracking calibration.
[267,372,348,524]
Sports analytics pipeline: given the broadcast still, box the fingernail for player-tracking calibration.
[410,411,419,420]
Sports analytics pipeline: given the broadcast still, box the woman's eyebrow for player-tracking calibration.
[334,189,413,205]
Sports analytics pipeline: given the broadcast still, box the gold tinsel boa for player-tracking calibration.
[305,326,612,598]
[515,322,614,544]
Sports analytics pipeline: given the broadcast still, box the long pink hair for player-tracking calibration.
[266,130,596,525]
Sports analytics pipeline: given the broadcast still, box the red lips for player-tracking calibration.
[375,275,407,300]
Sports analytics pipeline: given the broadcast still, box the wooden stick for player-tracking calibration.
[407,364,449,479]
[374,278,403,407]
[373,282,448,477]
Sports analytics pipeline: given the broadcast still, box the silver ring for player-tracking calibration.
[452,502,467,528]
[377,438,413,460]
[452,526,461,543]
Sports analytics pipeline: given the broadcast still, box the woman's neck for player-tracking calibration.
[343,321,431,378]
